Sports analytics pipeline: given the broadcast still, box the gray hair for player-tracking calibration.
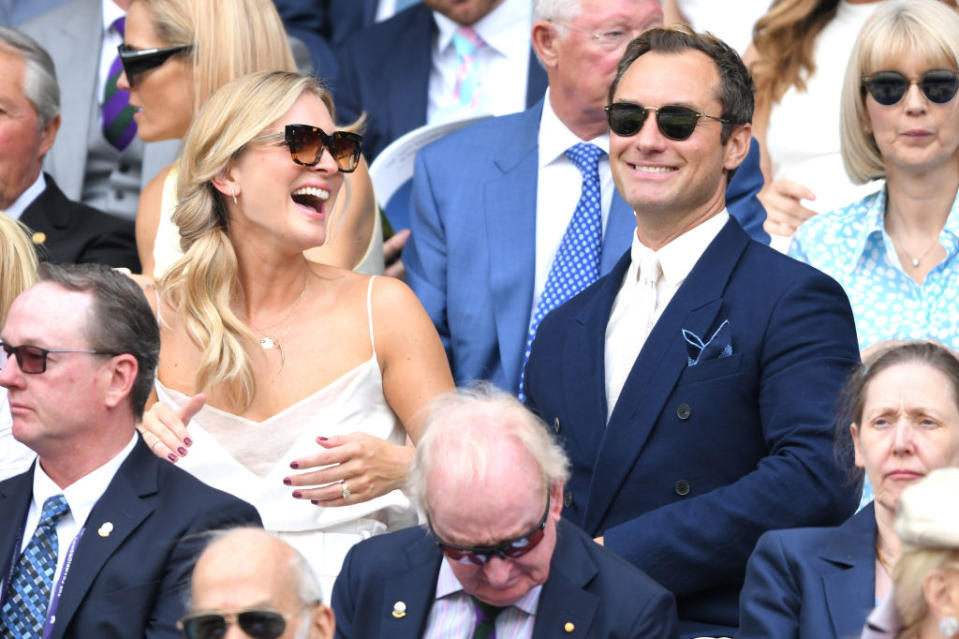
[38,263,159,420]
[0,27,60,128]
[408,384,571,516]
[533,0,663,24]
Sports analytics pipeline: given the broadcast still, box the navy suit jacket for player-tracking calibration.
[403,100,767,392]
[738,504,877,639]
[0,438,262,638]
[523,219,861,636]
[331,519,679,638]
[332,3,548,161]
[19,174,140,271]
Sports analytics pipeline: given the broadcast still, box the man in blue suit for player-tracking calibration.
[522,27,861,637]
[403,0,767,393]
[333,0,548,161]
[332,386,678,638]
[0,263,261,638]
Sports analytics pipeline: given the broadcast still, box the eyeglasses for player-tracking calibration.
[117,44,192,87]
[605,102,729,140]
[429,493,551,566]
[177,604,314,639]
[861,69,959,106]
[549,20,637,50]
[0,341,115,374]
[254,124,362,173]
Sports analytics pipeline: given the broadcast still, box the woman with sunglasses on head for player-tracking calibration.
[738,340,959,639]
[117,0,380,279]
[138,70,454,597]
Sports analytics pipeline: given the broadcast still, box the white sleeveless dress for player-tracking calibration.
[154,277,416,599]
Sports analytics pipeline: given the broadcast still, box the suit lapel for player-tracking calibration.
[821,504,877,638]
[0,469,34,586]
[52,440,158,636]
[20,177,71,235]
[532,521,600,638]
[376,534,443,639]
[583,220,749,532]
[485,104,544,390]
[601,193,636,274]
[387,5,433,139]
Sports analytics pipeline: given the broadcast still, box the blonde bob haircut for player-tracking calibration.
[841,0,959,184]
[893,549,959,637]
[160,71,335,409]
[131,0,296,115]
[0,214,38,327]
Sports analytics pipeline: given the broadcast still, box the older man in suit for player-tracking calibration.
[0,26,140,270]
[0,263,260,638]
[332,386,678,638]
[522,27,861,637]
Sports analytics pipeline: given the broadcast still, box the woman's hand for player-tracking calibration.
[137,394,205,462]
[283,432,414,507]
[760,179,818,237]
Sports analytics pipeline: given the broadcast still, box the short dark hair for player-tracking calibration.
[608,25,755,145]
[38,263,159,419]
[835,341,959,483]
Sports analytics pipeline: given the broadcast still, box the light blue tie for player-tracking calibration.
[519,143,605,399]
[0,495,70,638]
[394,0,419,12]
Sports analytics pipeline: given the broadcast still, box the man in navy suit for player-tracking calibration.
[522,27,861,637]
[0,263,260,638]
[403,0,767,393]
[332,386,678,638]
[333,0,548,161]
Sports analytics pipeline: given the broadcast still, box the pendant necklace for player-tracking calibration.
[249,278,309,357]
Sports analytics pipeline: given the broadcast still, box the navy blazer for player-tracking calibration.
[738,504,877,639]
[403,100,768,392]
[332,3,548,161]
[331,519,679,638]
[523,218,861,636]
[0,438,262,638]
[20,174,140,271]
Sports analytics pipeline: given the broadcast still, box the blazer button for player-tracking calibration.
[553,417,561,434]
[676,403,692,420]
[564,491,574,508]
[674,480,691,496]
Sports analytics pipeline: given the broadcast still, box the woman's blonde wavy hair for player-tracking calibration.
[160,71,335,409]
[131,0,296,115]
[894,551,959,639]
[0,214,38,327]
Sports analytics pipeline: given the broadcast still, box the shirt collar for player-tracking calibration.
[4,172,46,220]
[435,557,543,616]
[102,0,125,34]
[433,0,531,60]
[32,433,138,528]
[629,210,730,285]
[538,88,610,168]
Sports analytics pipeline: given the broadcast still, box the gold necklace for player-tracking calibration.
[248,278,308,353]
[876,539,893,576]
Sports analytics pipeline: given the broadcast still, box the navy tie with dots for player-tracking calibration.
[519,142,605,399]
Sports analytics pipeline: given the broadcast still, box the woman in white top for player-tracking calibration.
[137,71,453,594]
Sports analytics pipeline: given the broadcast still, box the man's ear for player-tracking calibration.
[311,603,336,639]
[722,122,752,173]
[531,20,560,71]
[38,113,61,159]
[102,353,138,410]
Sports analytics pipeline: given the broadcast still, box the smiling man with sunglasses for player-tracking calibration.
[522,26,863,638]
[331,386,678,638]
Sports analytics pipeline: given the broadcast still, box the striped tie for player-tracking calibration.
[452,26,484,109]
[470,596,506,639]
[102,16,138,150]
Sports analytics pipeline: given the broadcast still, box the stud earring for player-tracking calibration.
[941,616,959,637]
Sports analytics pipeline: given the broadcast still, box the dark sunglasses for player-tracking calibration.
[605,102,729,140]
[861,69,959,106]
[117,44,192,86]
[177,605,313,639]
[254,124,362,173]
[429,493,551,566]
[0,341,115,374]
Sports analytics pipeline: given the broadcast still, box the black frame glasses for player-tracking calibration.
[429,493,551,566]
[177,604,315,639]
[605,102,729,140]
[117,44,192,87]
[254,124,362,173]
[0,342,116,374]
[861,69,959,106]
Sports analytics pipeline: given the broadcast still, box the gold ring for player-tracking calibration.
[341,483,351,499]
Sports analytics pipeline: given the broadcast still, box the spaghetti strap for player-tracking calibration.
[366,276,377,356]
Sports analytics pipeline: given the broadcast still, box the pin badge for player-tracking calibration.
[98,522,114,537]
[392,601,406,619]
[31,232,46,245]
[564,622,575,633]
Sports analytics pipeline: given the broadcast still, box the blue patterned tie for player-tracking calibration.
[519,143,605,398]
[0,495,70,638]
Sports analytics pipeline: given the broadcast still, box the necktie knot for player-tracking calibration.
[470,596,506,639]
[638,253,661,286]
[565,143,604,178]
[39,494,69,528]
[453,25,484,58]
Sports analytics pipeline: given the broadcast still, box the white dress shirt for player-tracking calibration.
[604,211,730,417]
[427,0,532,125]
[3,172,46,220]
[422,558,540,639]
[19,434,138,605]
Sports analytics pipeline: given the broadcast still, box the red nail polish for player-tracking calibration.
[317,436,329,441]
[283,477,292,486]
[292,490,302,498]
[311,500,320,505]
[183,438,193,446]
[167,454,178,463]
[290,461,299,469]
[177,447,187,456]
